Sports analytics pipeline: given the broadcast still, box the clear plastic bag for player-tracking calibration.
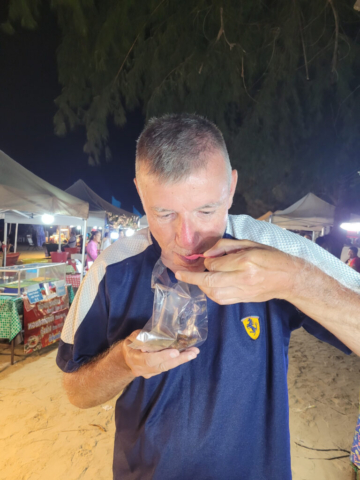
[129,259,208,352]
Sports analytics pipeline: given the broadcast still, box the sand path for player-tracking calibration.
[0,328,359,480]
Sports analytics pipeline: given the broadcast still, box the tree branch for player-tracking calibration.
[216,7,243,51]
[328,0,339,79]
[114,0,168,83]
[294,0,309,80]
[241,56,257,102]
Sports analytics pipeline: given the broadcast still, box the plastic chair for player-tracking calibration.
[5,253,20,266]
[64,247,79,255]
[26,235,37,250]
[50,251,68,263]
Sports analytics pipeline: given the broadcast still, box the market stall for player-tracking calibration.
[0,261,75,364]
[269,193,335,232]
[65,179,138,232]
[0,150,89,271]
[0,151,88,363]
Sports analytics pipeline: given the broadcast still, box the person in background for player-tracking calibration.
[350,403,360,479]
[346,246,360,273]
[68,229,77,248]
[101,232,111,251]
[77,234,83,251]
[86,230,101,267]
[303,234,312,240]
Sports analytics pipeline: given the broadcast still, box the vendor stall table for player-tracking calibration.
[66,273,82,289]
[0,285,75,365]
[0,295,23,341]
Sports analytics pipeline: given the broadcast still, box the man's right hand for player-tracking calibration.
[122,330,200,379]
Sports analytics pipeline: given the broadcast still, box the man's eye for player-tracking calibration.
[200,211,215,215]
[158,213,172,218]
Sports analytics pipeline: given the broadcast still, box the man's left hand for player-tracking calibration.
[175,239,301,305]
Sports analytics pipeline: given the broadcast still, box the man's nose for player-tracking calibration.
[175,218,199,250]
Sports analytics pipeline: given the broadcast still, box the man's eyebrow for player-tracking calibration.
[152,202,222,213]
[196,202,222,209]
[152,207,173,212]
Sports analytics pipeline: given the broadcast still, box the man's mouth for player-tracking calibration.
[176,253,204,263]
[183,253,206,260]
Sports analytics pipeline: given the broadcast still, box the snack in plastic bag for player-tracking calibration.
[129,258,208,352]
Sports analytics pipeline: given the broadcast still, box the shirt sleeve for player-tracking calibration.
[292,310,352,355]
[56,258,109,373]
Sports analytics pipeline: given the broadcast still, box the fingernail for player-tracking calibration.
[175,272,182,280]
[170,351,178,358]
[188,353,196,360]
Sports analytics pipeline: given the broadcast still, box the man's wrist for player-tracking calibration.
[281,255,308,304]
[109,340,136,379]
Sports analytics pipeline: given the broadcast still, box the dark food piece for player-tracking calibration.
[172,333,198,350]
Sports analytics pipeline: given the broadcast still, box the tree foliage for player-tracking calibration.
[3,0,360,216]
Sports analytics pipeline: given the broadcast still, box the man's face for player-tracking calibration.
[135,151,237,273]
[349,249,356,259]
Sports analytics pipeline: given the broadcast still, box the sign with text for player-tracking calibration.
[26,286,43,304]
[23,291,69,354]
[54,280,66,297]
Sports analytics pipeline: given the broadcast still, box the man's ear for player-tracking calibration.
[228,170,238,209]
[134,177,141,198]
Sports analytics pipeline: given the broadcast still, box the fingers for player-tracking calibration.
[153,348,199,374]
[124,330,200,378]
[205,251,252,273]
[198,286,243,305]
[204,238,267,257]
[176,269,240,289]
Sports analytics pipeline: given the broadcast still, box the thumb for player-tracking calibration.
[127,329,142,342]
[204,238,259,257]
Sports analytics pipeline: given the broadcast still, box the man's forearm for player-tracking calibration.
[288,261,360,355]
[63,341,135,409]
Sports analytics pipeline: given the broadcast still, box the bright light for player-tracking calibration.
[99,227,102,230]
[110,232,119,240]
[42,214,54,224]
[341,222,360,232]
[77,226,81,231]
[125,228,135,237]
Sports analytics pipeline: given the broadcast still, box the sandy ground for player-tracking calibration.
[0,328,359,480]
[1,245,50,263]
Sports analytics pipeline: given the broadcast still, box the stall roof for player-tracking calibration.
[271,193,335,231]
[0,151,89,219]
[65,179,133,218]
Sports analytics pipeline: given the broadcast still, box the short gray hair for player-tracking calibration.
[136,113,231,183]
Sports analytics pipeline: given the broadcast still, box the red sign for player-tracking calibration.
[23,293,69,354]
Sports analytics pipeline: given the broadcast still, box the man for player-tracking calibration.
[57,114,360,480]
[346,246,360,273]
[67,228,77,248]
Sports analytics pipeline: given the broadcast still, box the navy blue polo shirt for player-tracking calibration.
[57,216,353,480]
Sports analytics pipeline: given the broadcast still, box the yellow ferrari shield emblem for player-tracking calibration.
[241,317,260,340]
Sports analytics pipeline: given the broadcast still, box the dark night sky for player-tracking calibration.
[0,6,145,213]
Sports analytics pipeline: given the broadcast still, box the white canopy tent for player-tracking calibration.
[0,151,89,271]
[270,193,335,232]
[65,179,135,231]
